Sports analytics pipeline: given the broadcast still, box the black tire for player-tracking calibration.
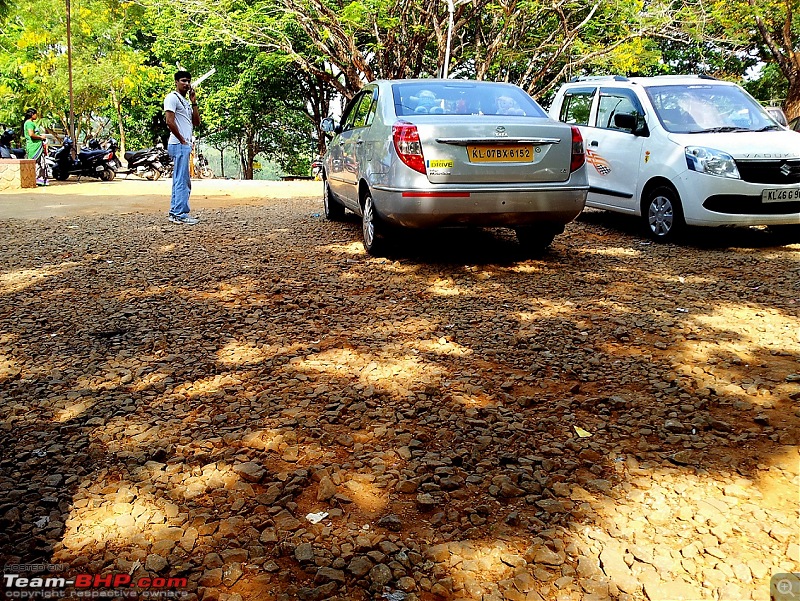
[323,181,345,220]
[150,169,162,182]
[100,169,115,181]
[643,185,683,241]
[362,191,387,256]
[55,169,69,181]
[515,225,561,254]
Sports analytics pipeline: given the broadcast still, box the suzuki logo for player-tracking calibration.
[495,126,507,137]
[781,163,792,177]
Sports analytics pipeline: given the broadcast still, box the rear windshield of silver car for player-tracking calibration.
[392,83,547,118]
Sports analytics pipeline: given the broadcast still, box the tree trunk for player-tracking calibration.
[785,76,800,121]
[219,148,225,178]
[244,129,255,180]
[109,87,126,160]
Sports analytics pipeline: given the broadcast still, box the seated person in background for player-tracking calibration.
[496,95,525,116]
[415,90,443,114]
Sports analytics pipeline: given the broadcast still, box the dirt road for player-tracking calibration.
[0,179,798,601]
[0,178,322,219]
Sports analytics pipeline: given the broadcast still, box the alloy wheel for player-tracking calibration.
[362,194,376,249]
[648,194,674,238]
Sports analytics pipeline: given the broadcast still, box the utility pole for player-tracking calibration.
[443,0,454,78]
[66,0,75,157]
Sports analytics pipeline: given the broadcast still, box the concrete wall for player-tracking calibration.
[0,159,36,189]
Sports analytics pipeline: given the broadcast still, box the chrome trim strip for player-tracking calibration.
[435,137,562,146]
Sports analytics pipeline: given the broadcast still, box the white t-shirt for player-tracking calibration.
[164,91,193,145]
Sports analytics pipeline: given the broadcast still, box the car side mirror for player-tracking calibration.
[614,113,649,137]
[614,113,637,131]
[321,117,342,135]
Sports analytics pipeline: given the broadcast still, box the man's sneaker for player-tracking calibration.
[36,178,48,186]
[168,214,199,225]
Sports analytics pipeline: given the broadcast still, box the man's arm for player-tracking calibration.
[189,88,200,127]
[165,111,188,145]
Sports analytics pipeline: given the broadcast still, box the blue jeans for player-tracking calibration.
[168,143,192,216]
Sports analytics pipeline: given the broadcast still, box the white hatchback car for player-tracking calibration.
[548,75,800,240]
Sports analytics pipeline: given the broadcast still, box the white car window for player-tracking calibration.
[558,87,596,125]
[596,88,646,132]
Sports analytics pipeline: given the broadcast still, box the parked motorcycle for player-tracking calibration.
[51,137,119,181]
[0,129,25,159]
[156,144,173,178]
[311,158,323,179]
[193,150,213,179]
[85,138,122,171]
[123,144,167,180]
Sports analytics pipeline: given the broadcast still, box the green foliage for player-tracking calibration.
[743,62,788,104]
[1,0,797,168]
[0,0,161,143]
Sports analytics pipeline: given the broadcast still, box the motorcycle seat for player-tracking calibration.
[78,149,108,162]
[124,150,151,163]
[0,148,26,159]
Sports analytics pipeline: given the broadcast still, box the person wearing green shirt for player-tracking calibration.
[23,108,48,186]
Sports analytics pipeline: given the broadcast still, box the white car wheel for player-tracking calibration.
[644,186,683,241]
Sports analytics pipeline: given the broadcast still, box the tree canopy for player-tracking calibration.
[0,0,797,178]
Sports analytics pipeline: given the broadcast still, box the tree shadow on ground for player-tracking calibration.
[578,208,800,251]
[1,204,798,601]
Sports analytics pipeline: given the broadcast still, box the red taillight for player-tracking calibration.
[392,121,426,174]
[104,151,113,161]
[570,126,585,173]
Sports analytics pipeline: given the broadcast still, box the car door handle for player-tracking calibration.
[589,140,599,147]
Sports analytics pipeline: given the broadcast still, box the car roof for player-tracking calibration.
[629,76,736,88]
[372,78,523,87]
[562,75,737,88]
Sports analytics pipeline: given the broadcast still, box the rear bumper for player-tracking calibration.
[370,185,588,228]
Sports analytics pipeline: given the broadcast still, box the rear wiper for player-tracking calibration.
[695,126,751,133]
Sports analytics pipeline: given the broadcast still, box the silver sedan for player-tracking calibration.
[321,79,588,255]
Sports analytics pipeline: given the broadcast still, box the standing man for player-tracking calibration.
[164,70,200,224]
[23,108,48,186]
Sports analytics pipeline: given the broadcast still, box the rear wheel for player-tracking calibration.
[515,225,561,254]
[643,186,683,241]
[100,169,115,181]
[362,191,388,256]
[55,170,69,181]
[323,180,345,220]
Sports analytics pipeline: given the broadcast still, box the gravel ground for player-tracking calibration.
[0,192,799,601]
